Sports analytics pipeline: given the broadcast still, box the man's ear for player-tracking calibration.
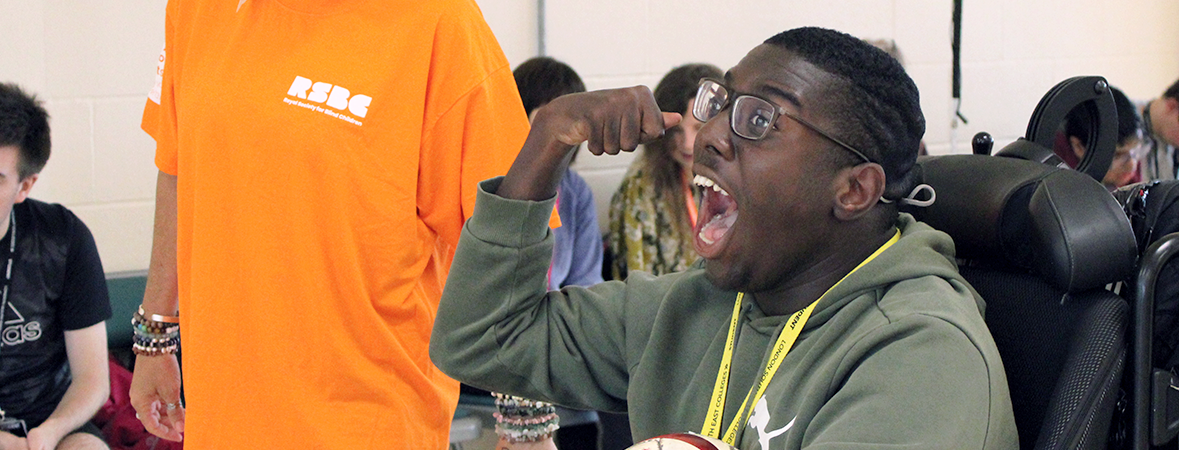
[14,174,37,204]
[832,163,885,221]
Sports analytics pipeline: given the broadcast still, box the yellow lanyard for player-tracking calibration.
[700,230,900,445]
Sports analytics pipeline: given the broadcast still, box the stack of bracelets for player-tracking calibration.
[131,306,180,357]
[493,392,559,443]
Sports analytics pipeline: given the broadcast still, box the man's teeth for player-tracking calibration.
[692,175,729,195]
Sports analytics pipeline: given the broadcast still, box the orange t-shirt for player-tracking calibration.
[141,0,529,448]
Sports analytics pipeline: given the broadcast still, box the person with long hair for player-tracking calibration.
[608,63,723,279]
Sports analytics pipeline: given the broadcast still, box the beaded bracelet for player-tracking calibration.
[132,306,180,357]
[493,393,559,443]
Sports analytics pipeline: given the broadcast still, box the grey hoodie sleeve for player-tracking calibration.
[430,177,640,412]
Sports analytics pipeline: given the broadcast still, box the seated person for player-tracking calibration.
[0,83,111,449]
[430,27,1016,449]
[608,63,722,280]
[1139,78,1179,181]
[1053,85,1146,189]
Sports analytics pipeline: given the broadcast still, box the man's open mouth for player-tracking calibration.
[693,174,739,253]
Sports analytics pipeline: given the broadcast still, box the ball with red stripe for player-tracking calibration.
[626,432,739,450]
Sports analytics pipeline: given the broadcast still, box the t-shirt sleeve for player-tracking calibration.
[431,179,635,412]
[58,213,111,330]
[415,8,530,251]
[142,0,180,175]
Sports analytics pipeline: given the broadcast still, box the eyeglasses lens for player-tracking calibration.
[732,97,776,140]
[694,80,726,123]
[694,80,776,141]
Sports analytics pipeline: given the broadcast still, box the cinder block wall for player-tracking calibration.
[1,2,165,272]
[2,0,1177,272]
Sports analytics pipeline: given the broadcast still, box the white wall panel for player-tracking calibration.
[35,99,93,205]
[475,0,538,68]
[93,98,157,202]
[545,0,650,78]
[0,0,47,92]
[42,1,165,98]
[73,202,154,273]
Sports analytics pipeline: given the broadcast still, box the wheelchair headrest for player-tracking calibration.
[993,76,1119,183]
[903,154,1137,292]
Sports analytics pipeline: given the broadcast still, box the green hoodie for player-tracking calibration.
[431,178,1018,449]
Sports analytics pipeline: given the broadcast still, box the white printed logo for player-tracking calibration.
[748,396,795,450]
[148,44,166,105]
[1,302,42,347]
[284,76,371,126]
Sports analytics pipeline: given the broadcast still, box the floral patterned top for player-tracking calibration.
[607,162,699,279]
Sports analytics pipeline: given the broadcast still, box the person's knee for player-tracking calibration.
[56,432,109,450]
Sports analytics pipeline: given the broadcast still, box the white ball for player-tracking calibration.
[626,432,739,450]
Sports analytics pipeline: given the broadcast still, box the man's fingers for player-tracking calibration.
[586,122,605,155]
[619,109,643,151]
[540,87,681,155]
[602,113,622,155]
[661,112,683,132]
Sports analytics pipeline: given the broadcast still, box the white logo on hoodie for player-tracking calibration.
[749,396,795,449]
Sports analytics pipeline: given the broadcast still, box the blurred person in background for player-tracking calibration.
[607,63,723,280]
[1054,85,1146,189]
[1139,78,1179,181]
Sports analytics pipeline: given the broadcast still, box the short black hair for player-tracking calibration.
[0,83,51,179]
[513,57,586,116]
[764,27,925,201]
[1065,86,1142,147]
[1165,78,1179,102]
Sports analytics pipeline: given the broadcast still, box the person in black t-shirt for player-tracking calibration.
[0,83,111,450]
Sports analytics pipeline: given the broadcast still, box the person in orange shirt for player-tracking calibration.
[128,0,529,448]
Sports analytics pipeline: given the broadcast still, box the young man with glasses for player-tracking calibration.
[1139,79,1179,181]
[431,27,1016,449]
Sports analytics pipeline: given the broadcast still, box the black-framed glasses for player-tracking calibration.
[693,78,875,164]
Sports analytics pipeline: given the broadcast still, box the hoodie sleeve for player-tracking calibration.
[430,177,648,412]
